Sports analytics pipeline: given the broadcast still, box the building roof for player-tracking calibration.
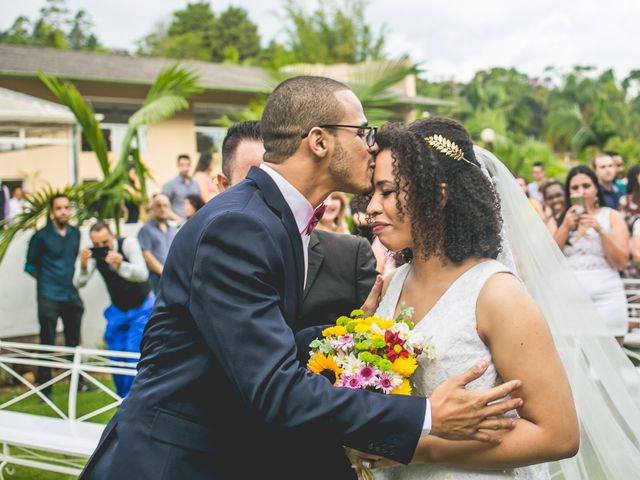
[0,86,75,126]
[0,45,271,93]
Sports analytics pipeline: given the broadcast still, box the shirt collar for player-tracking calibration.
[260,164,314,235]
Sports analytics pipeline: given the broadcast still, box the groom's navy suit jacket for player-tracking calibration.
[80,167,424,480]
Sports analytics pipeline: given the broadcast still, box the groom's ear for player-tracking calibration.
[305,127,329,159]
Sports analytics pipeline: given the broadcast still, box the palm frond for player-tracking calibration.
[129,96,190,128]
[37,71,111,177]
[143,64,203,106]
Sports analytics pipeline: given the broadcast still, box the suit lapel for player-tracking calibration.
[303,232,324,300]
[246,167,305,313]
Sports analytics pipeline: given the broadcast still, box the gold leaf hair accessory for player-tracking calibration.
[425,134,478,168]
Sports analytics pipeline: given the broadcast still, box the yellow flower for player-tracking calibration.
[322,325,348,337]
[307,353,342,385]
[391,378,412,395]
[354,323,371,334]
[392,356,418,377]
[371,318,395,330]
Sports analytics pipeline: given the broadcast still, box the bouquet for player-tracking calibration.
[307,306,433,396]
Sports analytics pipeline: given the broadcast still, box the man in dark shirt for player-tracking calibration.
[593,153,623,208]
[25,194,84,393]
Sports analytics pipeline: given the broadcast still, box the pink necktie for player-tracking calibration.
[305,203,327,235]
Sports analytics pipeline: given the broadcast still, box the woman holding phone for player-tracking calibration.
[554,165,630,344]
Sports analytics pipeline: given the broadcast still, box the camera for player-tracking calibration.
[89,246,109,260]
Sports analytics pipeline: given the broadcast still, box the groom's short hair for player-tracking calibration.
[261,76,350,164]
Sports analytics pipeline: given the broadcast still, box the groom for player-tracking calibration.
[80,76,522,479]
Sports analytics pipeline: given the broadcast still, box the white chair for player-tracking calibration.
[0,341,138,478]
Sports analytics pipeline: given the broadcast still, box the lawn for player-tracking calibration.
[0,377,116,479]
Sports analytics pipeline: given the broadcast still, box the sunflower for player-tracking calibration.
[308,353,343,385]
[391,378,412,395]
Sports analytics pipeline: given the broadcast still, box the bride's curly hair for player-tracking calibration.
[371,117,502,263]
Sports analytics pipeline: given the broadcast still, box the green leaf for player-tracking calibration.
[37,71,110,176]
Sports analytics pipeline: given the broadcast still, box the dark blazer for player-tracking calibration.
[300,229,378,330]
[293,229,378,479]
[80,167,424,480]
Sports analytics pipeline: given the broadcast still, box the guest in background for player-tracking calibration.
[138,194,177,293]
[0,180,9,227]
[75,221,152,397]
[617,164,640,278]
[124,164,142,224]
[193,152,217,203]
[316,191,350,234]
[554,165,629,344]
[542,180,566,234]
[607,150,627,193]
[162,154,200,222]
[8,185,26,225]
[527,161,547,204]
[593,152,623,208]
[25,194,84,394]
[183,194,205,220]
[216,121,263,191]
[516,176,545,219]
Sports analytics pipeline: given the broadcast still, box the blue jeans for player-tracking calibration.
[103,294,154,397]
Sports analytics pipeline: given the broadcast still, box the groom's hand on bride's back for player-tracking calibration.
[429,360,522,443]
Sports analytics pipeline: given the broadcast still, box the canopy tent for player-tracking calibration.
[0,86,79,183]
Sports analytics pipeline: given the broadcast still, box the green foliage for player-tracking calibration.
[417,65,640,178]
[138,2,261,65]
[136,0,387,68]
[279,0,387,65]
[0,0,101,51]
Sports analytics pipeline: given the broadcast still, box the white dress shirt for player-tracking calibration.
[259,163,432,436]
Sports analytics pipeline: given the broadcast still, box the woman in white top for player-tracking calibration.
[553,165,629,344]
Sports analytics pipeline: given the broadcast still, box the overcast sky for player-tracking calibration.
[2,0,639,81]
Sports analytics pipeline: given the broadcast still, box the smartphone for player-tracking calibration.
[89,246,109,260]
[570,195,585,214]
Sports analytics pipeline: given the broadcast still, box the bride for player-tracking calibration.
[353,117,578,479]
[350,117,640,479]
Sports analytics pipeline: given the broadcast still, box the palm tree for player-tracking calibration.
[0,65,203,263]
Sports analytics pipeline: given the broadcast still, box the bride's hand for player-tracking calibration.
[344,447,399,479]
[360,275,384,317]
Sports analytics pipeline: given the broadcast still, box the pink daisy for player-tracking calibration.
[378,373,395,394]
[339,373,364,389]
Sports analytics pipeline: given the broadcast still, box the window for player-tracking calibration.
[195,126,227,153]
[81,125,148,154]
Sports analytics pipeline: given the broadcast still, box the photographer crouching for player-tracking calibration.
[75,221,154,397]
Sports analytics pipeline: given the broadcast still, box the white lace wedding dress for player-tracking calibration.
[373,260,550,480]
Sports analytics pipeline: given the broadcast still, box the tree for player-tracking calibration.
[210,7,261,63]
[137,2,216,60]
[278,0,387,65]
[68,10,100,51]
[137,2,261,64]
[0,66,203,263]
[0,0,101,51]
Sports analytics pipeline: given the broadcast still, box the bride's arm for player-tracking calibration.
[412,272,579,469]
